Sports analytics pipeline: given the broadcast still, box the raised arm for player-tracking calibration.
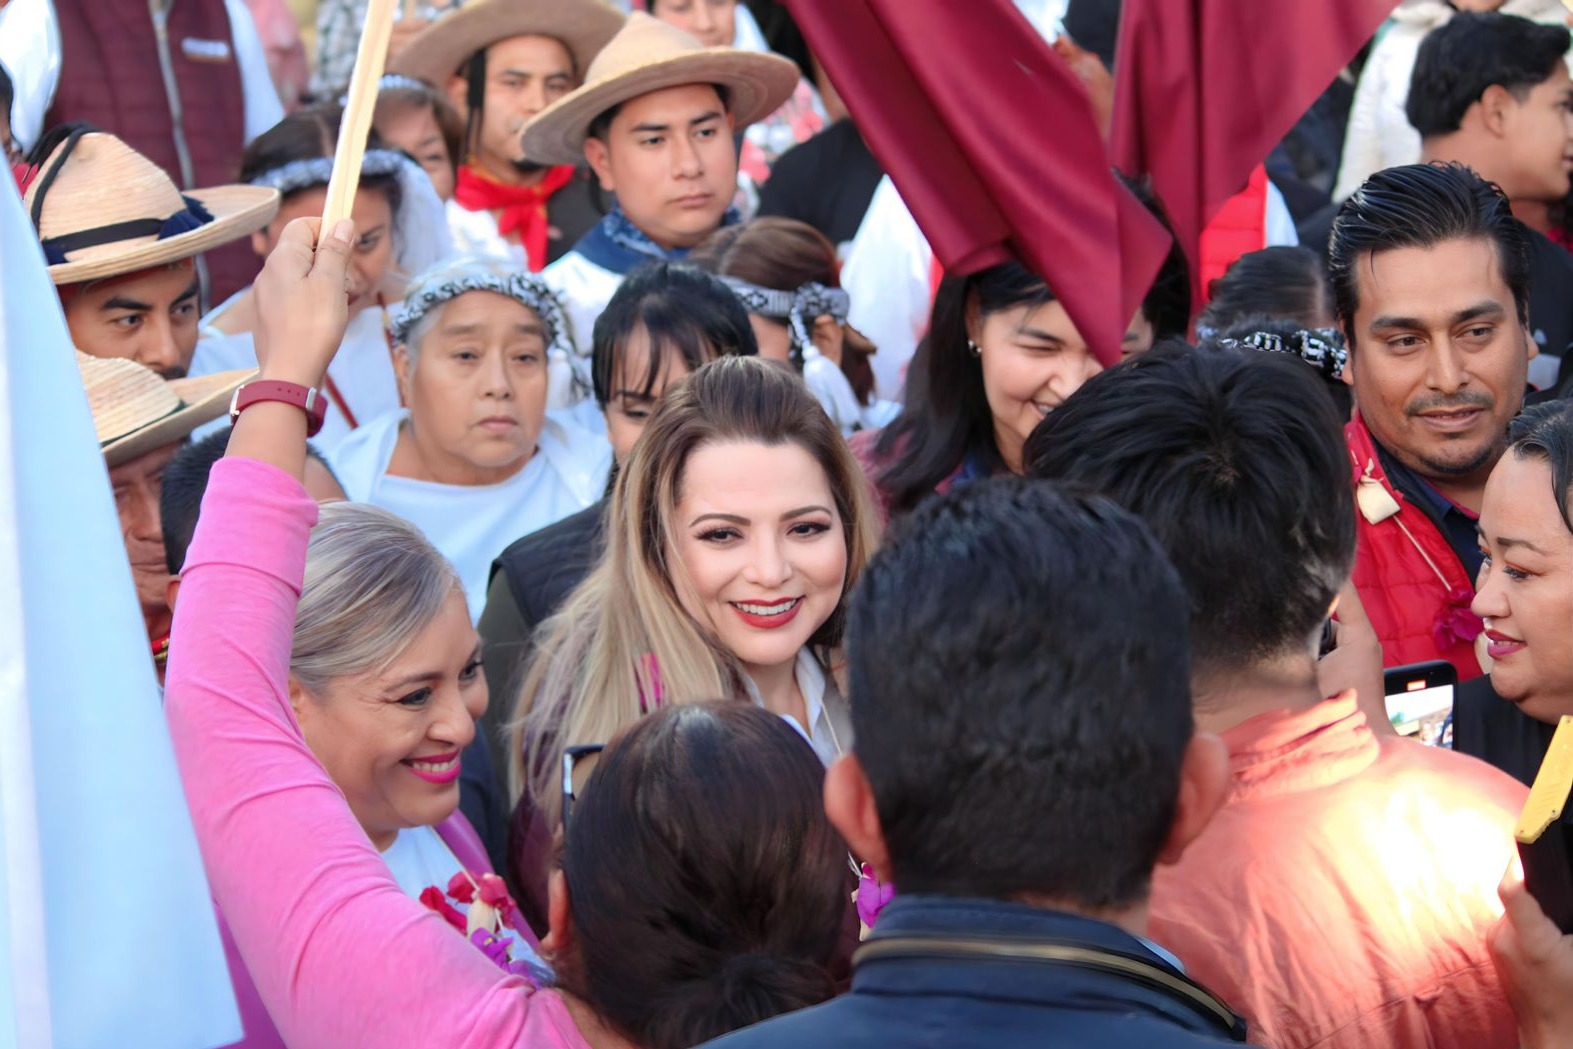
[164,219,564,1049]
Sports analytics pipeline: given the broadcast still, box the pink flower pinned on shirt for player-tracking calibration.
[1432,586,1483,651]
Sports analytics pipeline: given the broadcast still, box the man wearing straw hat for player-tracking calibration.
[391,0,626,272]
[520,12,799,389]
[23,127,280,380]
[75,351,252,676]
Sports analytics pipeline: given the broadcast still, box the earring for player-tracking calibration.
[967,339,982,358]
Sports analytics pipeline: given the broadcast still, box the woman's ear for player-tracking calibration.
[286,674,312,724]
[393,345,413,405]
[812,315,845,366]
[540,868,573,958]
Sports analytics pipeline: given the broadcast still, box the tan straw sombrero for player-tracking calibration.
[520,12,800,167]
[76,353,253,467]
[390,0,626,88]
[24,130,280,286]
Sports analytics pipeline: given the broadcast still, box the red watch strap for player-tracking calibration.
[229,380,328,437]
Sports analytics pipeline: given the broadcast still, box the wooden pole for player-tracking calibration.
[322,0,397,230]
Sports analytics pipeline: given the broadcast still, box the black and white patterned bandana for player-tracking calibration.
[1220,327,1348,382]
[718,276,851,351]
[246,148,407,196]
[389,271,572,359]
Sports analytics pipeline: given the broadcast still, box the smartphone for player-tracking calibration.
[1384,660,1456,745]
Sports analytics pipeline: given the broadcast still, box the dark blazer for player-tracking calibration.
[700,896,1254,1049]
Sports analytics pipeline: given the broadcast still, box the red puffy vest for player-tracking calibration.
[1345,414,1483,681]
[1197,165,1270,304]
[47,0,258,302]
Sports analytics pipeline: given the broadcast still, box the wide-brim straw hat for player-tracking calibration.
[24,131,280,286]
[520,12,800,166]
[390,0,627,88]
[77,353,253,467]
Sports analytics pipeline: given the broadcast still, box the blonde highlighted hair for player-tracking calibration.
[512,356,879,815]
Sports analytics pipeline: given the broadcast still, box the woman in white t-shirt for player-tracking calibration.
[330,257,611,621]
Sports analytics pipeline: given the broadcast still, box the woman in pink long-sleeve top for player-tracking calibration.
[164,217,851,1049]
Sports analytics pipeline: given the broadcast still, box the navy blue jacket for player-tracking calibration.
[702,896,1255,1049]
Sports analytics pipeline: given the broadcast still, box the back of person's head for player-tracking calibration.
[161,428,232,575]
[590,262,757,410]
[875,261,1055,514]
[1025,347,1355,676]
[519,356,879,810]
[1508,399,1573,534]
[1197,246,1332,337]
[845,477,1192,906]
[1406,12,1571,138]
[557,701,847,1049]
[294,502,460,694]
[1327,162,1531,344]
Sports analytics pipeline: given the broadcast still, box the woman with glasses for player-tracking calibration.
[164,217,851,1049]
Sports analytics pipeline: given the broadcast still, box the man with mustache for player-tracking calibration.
[391,0,625,272]
[1408,11,1573,392]
[1330,162,1535,680]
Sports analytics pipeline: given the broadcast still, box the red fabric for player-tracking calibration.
[1112,0,1393,306]
[1196,164,1269,302]
[48,0,257,303]
[1150,694,1523,1049]
[455,164,577,272]
[1345,414,1483,680]
[785,0,1171,366]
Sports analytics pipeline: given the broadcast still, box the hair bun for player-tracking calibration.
[649,954,835,1049]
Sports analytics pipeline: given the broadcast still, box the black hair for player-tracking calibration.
[239,104,402,216]
[1025,346,1356,673]
[1198,246,1331,335]
[590,261,757,409]
[1119,172,1192,341]
[1508,399,1573,534]
[162,428,337,574]
[462,49,488,162]
[588,84,731,142]
[1200,315,1353,419]
[558,701,848,1049]
[1406,12,1571,137]
[846,477,1193,907]
[0,61,14,125]
[872,262,1053,515]
[1328,162,1531,346]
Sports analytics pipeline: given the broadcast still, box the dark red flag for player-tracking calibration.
[785,0,1172,366]
[1112,0,1397,300]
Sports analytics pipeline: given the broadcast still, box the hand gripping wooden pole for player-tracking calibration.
[322,0,397,231]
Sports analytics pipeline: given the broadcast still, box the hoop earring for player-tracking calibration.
[967,339,982,358]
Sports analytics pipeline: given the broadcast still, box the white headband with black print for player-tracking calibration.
[390,270,573,361]
[337,74,431,105]
[1218,328,1348,382]
[719,276,851,351]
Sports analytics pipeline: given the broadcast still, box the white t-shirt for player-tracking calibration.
[329,409,611,621]
[190,301,402,453]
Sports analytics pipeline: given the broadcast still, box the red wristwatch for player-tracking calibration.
[229,380,328,437]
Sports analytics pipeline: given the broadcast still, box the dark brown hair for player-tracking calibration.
[374,81,464,179]
[693,217,879,403]
[555,701,851,1049]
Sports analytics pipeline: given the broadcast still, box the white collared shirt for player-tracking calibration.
[744,650,853,767]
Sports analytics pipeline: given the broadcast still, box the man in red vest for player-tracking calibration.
[0,0,284,303]
[1329,162,1535,681]
[392,0,624,272]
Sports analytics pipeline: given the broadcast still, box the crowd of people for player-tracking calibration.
[7,0,1573,1047]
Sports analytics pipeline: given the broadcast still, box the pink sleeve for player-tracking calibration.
[164,457,580,1049]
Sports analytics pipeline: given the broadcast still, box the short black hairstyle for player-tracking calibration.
[1508,398,1573,535]
[589,261,757,409]
[1406,12,1571,138]
[1327,162,1531,346]
[1197,246,1331,336]
[846,477,1194,908]
[161,428,337,574]
[1025,346,1356,673]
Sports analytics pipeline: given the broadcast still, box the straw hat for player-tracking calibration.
[390,0,627,88]
[25,131,280,286]
[520,12,800,166]
[76,353,253,467]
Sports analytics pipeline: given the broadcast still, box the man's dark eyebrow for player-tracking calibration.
[1369,301,1505,331]
[101,296,152,313]
[173,279,201,305]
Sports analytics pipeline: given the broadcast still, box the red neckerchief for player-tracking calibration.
[454,164,576,271]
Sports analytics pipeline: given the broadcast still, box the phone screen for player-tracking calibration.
[1384,661,1457,746]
